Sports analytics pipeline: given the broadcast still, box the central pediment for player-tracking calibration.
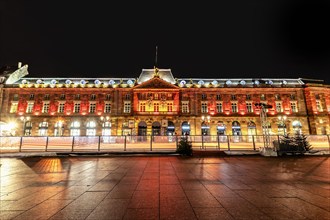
[134,76,179,89]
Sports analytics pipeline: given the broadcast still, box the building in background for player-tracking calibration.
[0,62,329,137]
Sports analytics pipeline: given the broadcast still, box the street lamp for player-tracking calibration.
[277,115,287,135]
[20,116,30,136]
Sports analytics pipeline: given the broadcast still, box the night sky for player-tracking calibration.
[1,0,330,84]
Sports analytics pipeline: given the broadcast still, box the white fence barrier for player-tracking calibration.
[0,135,329,153]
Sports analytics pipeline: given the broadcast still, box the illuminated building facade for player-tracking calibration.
[0,63,329,137]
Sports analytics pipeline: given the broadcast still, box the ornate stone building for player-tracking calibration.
[0,63,329,137]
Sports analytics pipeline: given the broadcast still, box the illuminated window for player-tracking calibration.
[124,102,131,113]
[89,103,96,113]
[276,102,282,112]
[154,93,159,100]
[216,102,223,113]
[105,103,111,113]
[38,122,48,136]
[246,102,253,113]
[140,103,146,112]
[182,101,189,113]
[201,102,208,113]
[167,103,173,112]
[74,103,81,113]
[290,102,298,112]
[10,102,18,113]
[231,103,238,113]
[154,103,159,112]
[316,100,323,112]
[58,103,65,113]
[70,121,80,136]
[86,121,96,136]
[26,102,34,113]
[42,103,50,113]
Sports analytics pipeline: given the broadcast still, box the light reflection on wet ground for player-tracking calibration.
[0,156,329,219]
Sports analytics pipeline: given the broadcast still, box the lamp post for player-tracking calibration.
[20,116,30,136]
[277,115,287,135]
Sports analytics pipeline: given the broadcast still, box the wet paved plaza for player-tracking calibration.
[0,155,329,220]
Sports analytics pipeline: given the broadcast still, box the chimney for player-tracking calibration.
[18,62,22,68]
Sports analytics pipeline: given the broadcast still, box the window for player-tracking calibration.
[154,93,159,100]
[201,94,207,100]
[26,102,34,113]
[89,103,96,113]
[58,103,65,113]
[231,95,236,100]
[290,94,296,100]
[167,103,173,112]
[29,94,35,100]
[10,102,18,113]
[201,102,208,113]
[44,94,50,100]
[105,103,111,113]
[246,103,253,113]
[276,102,282,113]
[154,103,159,112]
[38,122,48,136]
[182,101,189,113]
[216,102,223,113]
[246,94,251,100]
[316,100,323,112]
[275,94,281,100]
[124,102,131,113]
[42,103,50,113]
[290,102,298,112]
[315,94,320,99]
[167,93,172,98]
[75,94,80,100]
[60,94,66,100]
[70,121,80,136]
[125,94,130,100]
[231,103,238,113]
[106,94,111,100]
[216,94,221,100]
[90,94,96,100]
[13,94,19,101]
[74,103,81,113]
[260,94,266,100]
[86,121,96,136]
[140,103,146,112]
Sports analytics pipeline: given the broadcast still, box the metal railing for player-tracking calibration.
[0,135,329,153]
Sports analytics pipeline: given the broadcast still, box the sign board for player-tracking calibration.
[128,120,135,128]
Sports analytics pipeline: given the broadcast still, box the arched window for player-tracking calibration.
[86,121,96,136]
[38,122,48,136]
[70,121,80,136]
